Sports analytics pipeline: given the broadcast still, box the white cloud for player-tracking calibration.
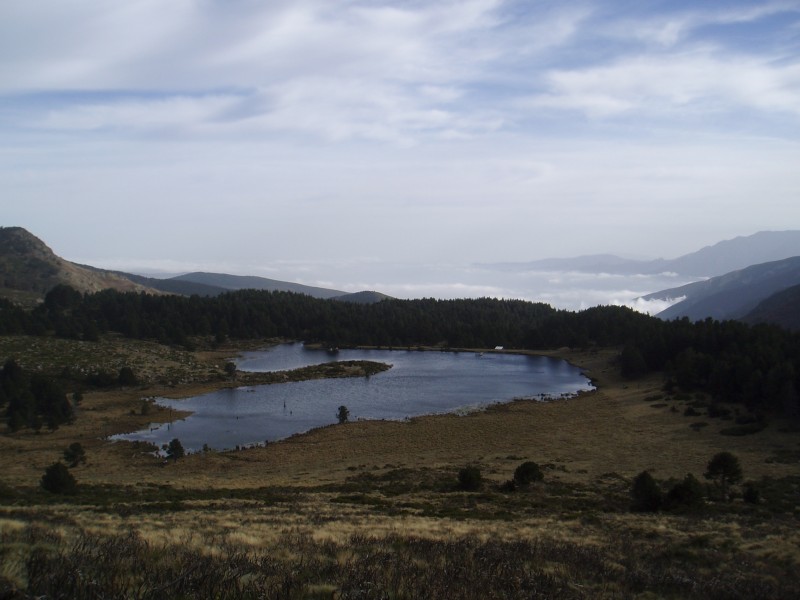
[612,1,800,48]
[39,95,242,131]
[524,51,800,119]
[3,1,800,292]
[616,296,686,316]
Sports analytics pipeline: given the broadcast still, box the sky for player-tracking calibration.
[2,0,799,307]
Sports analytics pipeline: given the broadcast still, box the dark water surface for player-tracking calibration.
[112,344,593,452]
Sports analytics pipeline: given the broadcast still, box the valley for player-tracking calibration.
[1,227,800,597]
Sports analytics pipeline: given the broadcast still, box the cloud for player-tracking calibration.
[3,1,800,283]
[610,1,800,48]
[39,95,242,132]
[524,51,800,119]
[616,296,686,316]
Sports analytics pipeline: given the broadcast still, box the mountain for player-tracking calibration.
[0,227,160,304]
[484,254,644,274]
[111,272,229,297]
[125,273,393,303]
[742,284,800,331]
[479,231,800,278]
[332,290,392,304]
[663,231,800,276]
[643,256,800,322]
[169,272,347,299]
[0,227,391,304]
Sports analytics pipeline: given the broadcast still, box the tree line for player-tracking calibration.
[2,284,799,419]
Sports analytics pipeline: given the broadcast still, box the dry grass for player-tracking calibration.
[1,339,799,598]
[1,343,798,488]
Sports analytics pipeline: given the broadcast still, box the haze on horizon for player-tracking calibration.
[2,1,799,306]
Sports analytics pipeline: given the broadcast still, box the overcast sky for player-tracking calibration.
[2,0,799,303]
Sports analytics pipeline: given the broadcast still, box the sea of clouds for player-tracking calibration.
[94,257,695,316]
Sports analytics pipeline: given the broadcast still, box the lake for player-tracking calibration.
[112,343,593,452]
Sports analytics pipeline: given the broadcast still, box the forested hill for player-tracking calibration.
[743,284,800,332]
[2,285,799,420]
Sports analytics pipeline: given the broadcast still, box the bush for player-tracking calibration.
[631,471,662,512]
[117,367,138,386]
[63,442,86,467]
[40,462,77,494]
[704,451,743,500]
[720,423,765,436]
[513,461,544,486]
[664,474,704,510]
[707,404,732,419]
[458,466,482,491]
[337,405,350,424]
[743,484,760,504]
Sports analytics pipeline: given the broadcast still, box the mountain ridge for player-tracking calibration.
[0,226,161,304]
[643,256,800,322]
[479,231,800,278]
[0,227,388,304]
[169,272,346,298]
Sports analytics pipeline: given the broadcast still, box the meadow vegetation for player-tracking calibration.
[1,287,799,597]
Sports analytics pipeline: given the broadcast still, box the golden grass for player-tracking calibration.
[1,345,798,491]
[2,340,800,595]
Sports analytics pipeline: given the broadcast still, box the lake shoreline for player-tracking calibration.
[116,344,591,452]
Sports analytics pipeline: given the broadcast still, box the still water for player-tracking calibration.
[112,343,593,452]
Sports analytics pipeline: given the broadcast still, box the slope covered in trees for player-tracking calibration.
[2,284,799,419]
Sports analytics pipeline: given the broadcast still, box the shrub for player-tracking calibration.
[337,405,350,424]
[708,404,732,419]
[63,442,86,467]
[117,367,138,386]
[458,466,482,491]
[720,423,765,436]
[664,474,704,510]
[513,461,544,486]
[704,452,743,500]
[631,470,662,512]
[41,462,77,494]
[743,484,760,504]
[499,479,517,492]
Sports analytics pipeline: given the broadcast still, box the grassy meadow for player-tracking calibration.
[1,336,799,598]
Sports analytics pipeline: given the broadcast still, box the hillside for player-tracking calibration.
[480,230,800,277]
[0,228,389,304]
[644,256,800,322]
[169,272,346,299]
[332,290,392,303]
[0,227,159,304]
[742,283,800,331]
[116,272,229,297]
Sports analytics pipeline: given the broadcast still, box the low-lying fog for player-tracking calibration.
[268,261,697,315]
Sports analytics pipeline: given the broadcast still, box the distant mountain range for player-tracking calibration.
[0,227,388,304]
[642,256,800,324]
[2,226,797,330]
[478,229,800,331]
[125,272,390,303]
[481,230,800,278]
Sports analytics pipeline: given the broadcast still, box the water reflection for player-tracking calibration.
[112,345,592,452]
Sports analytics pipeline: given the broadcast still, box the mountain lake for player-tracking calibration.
[112,343,594,452]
